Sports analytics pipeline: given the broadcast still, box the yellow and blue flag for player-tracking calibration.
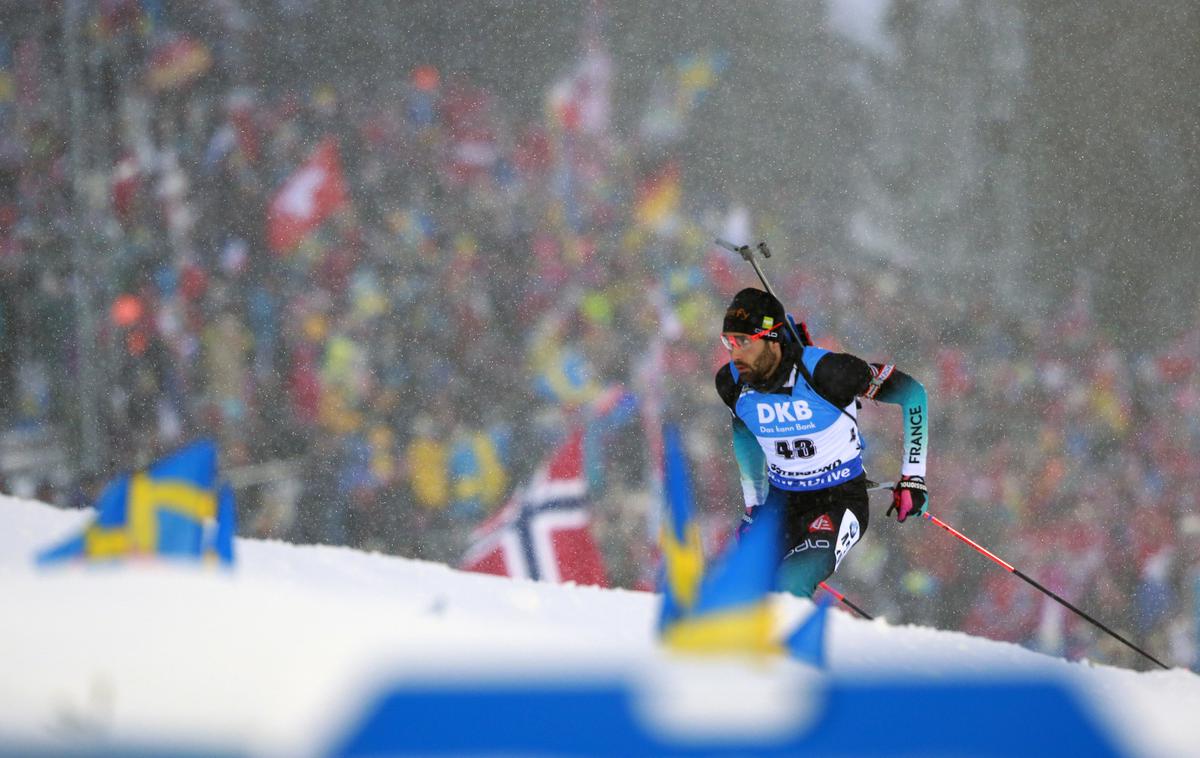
[531,344,601,407]
[449,428,510,517]
[656,424,833,660]
[638,51,728,145]
[37,440,236,566]
[659,423,784,655]
[0,37,13,108]
[661,498,782,655]
[657,424,705,630]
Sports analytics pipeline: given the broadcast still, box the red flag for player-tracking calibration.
[461,430,608,587]
[146,35,212,92]
[110,152,142,225]
[266,137,349,254]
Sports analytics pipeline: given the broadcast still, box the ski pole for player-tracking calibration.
[921,512,1169,670]
[714,238,811,347]
[715,238,779,297]
[818,581,873,620]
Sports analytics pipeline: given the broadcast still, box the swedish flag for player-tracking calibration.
[37,440,236,566]
[661,499,782,655]
[532,345,600,406]
[657,424,704,630]
[656,425,834,661]
[658,423,784,655]
[675,51,728,114]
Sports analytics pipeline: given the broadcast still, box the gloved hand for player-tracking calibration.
[736,507,756,540]
[887,476,928,523]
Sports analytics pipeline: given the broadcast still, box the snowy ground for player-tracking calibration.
[2,496,1199,757]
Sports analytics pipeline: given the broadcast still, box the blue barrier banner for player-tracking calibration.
[332,675,1127,757]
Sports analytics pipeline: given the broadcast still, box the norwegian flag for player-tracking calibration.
[462,430,608,587]
[266,136,349,254]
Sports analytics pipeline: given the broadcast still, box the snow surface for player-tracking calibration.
[3,495,1199,757]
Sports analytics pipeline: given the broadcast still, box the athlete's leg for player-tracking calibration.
[776,486,870,598]
[776,513,839,598]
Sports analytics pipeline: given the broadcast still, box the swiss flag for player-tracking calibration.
[461,430,608,587]
[266,136,349,254]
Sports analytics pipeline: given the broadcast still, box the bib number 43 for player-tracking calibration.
[775,438,816,459]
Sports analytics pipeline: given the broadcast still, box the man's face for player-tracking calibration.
[722,332,782,384]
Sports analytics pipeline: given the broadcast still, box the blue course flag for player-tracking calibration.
[37,439,235,566]
[657,424,704,631]
[207,482,237,566]
[785,595,831,668]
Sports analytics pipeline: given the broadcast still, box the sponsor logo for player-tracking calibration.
[783,537,831,560]
[907,405,924,463]
[756,400,814,424]
[809,514,834,533]
[771,466,853,490]
[761,316,775,330]
[833,511,861,570]
[768,459,844,479]
[769,458,864,492]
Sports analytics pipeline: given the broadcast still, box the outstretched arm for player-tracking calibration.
[866,363,929,521]
[866,364,928,481]
[810,353,929,521]
[808,353,929,479]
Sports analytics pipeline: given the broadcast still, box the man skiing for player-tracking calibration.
[715,287,929,598]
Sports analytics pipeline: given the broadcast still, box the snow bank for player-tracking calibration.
[2,497,1197,756]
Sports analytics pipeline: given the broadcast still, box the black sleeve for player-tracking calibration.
[715,363,740,412]
[810,352,873,409]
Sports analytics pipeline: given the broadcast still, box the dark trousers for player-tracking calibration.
[763,474,870,598]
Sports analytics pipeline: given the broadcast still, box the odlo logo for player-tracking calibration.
[784,537,831,560]
[757,400,813,424]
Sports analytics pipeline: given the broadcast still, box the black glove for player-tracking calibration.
[887,476,928,523]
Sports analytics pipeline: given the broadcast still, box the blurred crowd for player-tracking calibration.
[0,2,1196,671]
